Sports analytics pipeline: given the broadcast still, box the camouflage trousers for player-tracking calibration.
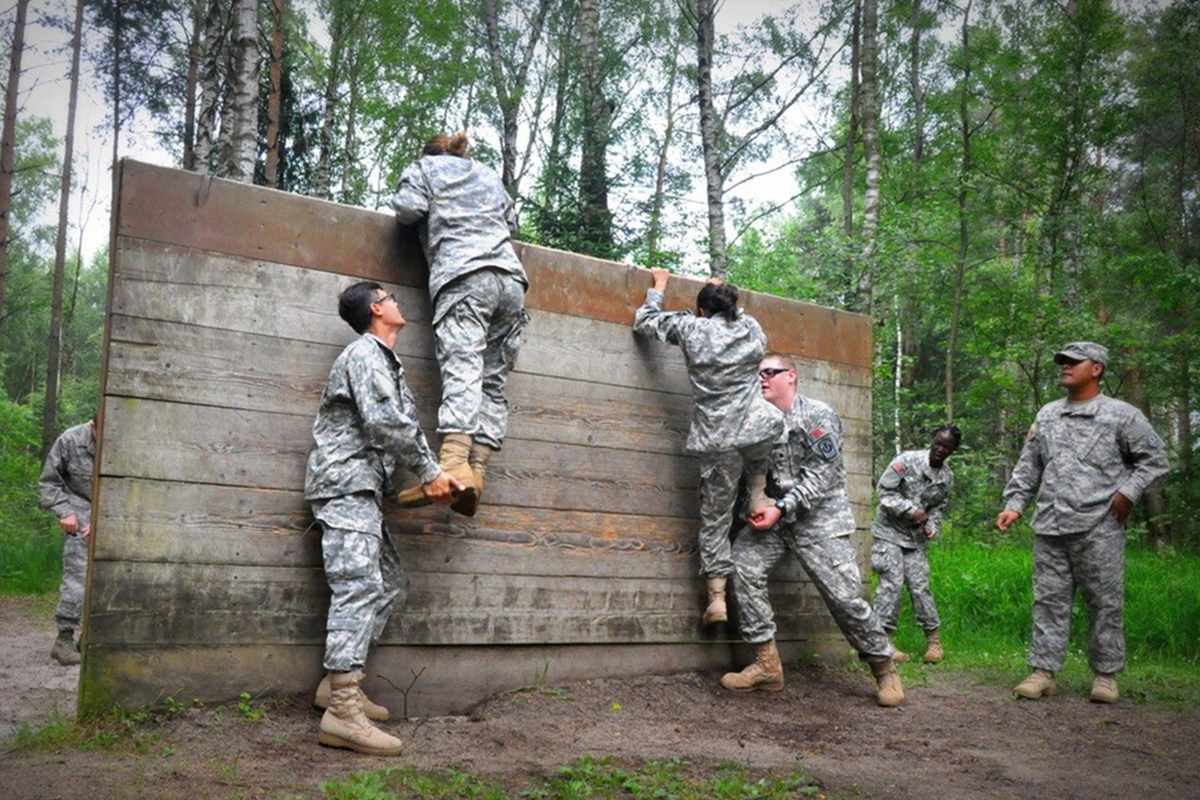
[434,268,529,450]
[696,441,773,577]
[870,540,940,633]
[732,527,892,662]
[321,525,407,672]
[55,532,88,632]
[1029,514,1126,674]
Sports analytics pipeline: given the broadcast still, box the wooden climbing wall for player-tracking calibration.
[80,159,873,716]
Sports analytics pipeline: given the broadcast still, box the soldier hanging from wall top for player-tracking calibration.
[632,268,784,626]
[38,413,96,667]
[997,341,1169,705]
[871,424,961,665]
[305,281,461,756]
[389,132,530,517]
[721,353,905,707]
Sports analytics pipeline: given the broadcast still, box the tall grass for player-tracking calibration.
[0,400,66,594]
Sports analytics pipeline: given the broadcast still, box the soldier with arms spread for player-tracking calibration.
[38,414,96,666]
[305,281,459,755]
[871,425,960,664]
[998,342,1168,704]
[722,353,904,707]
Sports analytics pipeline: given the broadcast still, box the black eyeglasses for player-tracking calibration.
[759,368,789,379]
[374,292,398,305]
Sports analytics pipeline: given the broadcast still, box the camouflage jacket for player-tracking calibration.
[38,422,96,528]
[769,393,856,542]
[305,334,440,504]
[1002,394,1169,536]
[389,155,527,322]
[633,288,784,453]
[872,449,953,549]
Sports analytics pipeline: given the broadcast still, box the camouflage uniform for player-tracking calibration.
[38,422,95,633]
[390,155,529,449]
[731,393,892,662]
[634,288,784,577]
[305,333,440,672]
[1002,394,1169,674]
[870,449,953,633]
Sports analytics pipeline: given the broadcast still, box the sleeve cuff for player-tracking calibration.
[415,457,442,485]
[1003,498,1026,515]
[645,288,664,305]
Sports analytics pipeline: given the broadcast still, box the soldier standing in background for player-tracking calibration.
[871,425,960,664]
[389,132,529,516]
[305,281,459,756]
[633,268,784,626]
[998,342,1169,704]
[722,353,903,707]
[38,415,96,666]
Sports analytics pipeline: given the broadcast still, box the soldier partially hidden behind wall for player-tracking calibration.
[305,282,459,756]
[38,415,96,666]
[389,131,529,517]
[997,341,1169,704]
[871,425,960,664]
[722,353,904,707]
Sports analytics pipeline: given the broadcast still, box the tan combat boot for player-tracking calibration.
[1013,668,1058,699]
[721,640,785,692]
[871,659,905,707]
[318,672,403,756]
[50,630,80,666]
[314,674,390,722]
[702,577,728,625]
[454,441,495,517]
[396,434,477,511]
[746,472,772,514]
[1090,673,1119,704]
[922,629,944,664]
[889,636,910,664]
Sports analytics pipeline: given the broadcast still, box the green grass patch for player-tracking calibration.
[320,758,834,800]
[879,537,1200,706]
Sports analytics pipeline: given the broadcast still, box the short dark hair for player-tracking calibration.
[338,281,384,334]
[696,282,739,321]
[932,423,962,447]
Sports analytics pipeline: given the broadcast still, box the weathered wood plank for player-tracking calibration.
[116,160,872,368]
[86,561,831,646]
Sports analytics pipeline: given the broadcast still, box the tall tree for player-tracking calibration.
[264,0,285,188]
[193,0,227,172]
[0,0,30,336]
[182,0,204,170]
[577,0,613,255]
[693,0,726,276]
[218,0,259,181]
[43,0,86,456]
[855,0,880,313]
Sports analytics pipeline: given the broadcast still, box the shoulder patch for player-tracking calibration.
[892,462,907,474]
[814,435,840,460]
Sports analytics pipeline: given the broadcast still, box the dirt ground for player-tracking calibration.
[1,598,1198,800]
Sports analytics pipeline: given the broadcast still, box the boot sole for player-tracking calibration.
[1013,684,1058,699]
[702,613,728,625]
[450,487,480,517]
[318,731,403,756]
[721,681,784,693]
[1089,693,1118,704]
[396,487,432,508]
[876,695,904,707]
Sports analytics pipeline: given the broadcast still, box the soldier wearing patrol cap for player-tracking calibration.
[997,341,1169,704]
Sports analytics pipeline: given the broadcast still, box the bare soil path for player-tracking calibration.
[1,599,1197,799]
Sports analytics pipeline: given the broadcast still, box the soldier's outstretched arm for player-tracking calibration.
[37,436,72,518]
[348,359,441,486]
[388,162,431,224]
[632,271,693,346]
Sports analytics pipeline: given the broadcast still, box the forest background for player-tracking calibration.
[0,0,1197,680]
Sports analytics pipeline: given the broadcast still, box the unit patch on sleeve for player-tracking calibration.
[812,428,840,460]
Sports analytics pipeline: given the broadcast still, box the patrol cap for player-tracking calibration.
[1053,341,1108,366]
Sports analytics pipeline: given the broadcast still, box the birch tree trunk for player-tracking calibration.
[193,0,227,173]
[855,0,880,313]
[111,0,123,167]
[183,0,203,170]
[0,0,30,334]
[578,0,613,255]
[841,0,859,240]
[264,0,284,188]
[42,0,85,457]
[946,0,973,423]
[315,5,344,200]
[219,0,259,182]
[647,33,682,265]
[696,0,727,278]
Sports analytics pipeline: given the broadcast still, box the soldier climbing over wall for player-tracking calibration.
[305,281,460,756]
[721,353,904,707]
[632,268,784,626]
[389,132,530,517]
[998,342,1169,704]
[871,424,960,664]
[38,413,96,666]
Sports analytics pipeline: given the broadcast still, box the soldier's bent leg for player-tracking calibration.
[796,534,891,662]
[1028,533,1076,673]
[55,533,89,633]
[476,273,529,450]
[903,547,941,632]
[322,527,387,672]
[731,525,789,643]
[1073,517,1126,675]
[870,540,905,633]
[433,274,495,439]
[695,450,745,578]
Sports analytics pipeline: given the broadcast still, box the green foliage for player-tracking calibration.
[236,691,266,722]
[0,400,64,594]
